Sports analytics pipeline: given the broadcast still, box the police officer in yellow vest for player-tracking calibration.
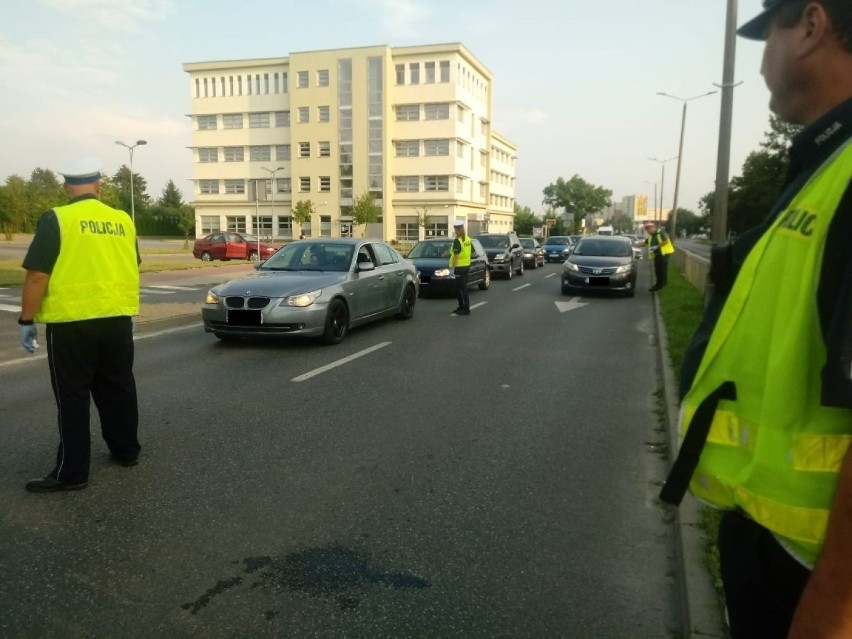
[19,158,142,493]
[644,220,674,292]
[449,220,472,315]
[659,2,852,637]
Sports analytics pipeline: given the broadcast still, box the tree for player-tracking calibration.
[351,192,381,237]
[112,165,151,216]
[157,180,184,209]
[542,175,612,234]
[28,168,65,229]
[513,202,540,236]
[176,204,196,248]
[0,175,31,237]
[669,208,706,237]
[292,199,315,236]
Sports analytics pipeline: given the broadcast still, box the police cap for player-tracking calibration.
[58,157,102,185]
[737,0,797,41]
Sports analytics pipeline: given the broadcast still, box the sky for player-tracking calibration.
[0,0,775,215]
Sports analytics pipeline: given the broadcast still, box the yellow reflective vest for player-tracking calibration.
[647,230,675,256]
[35,198,140,323]
[681,139,852,566]
[450,235,472,268]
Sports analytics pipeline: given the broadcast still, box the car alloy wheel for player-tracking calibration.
[396,285,416,320]
[201,251,212,262]
[479,268,491,290]
[506,262,513,279]
[248,251,259,262]
[517,259,524,276]
[323,299,349,345]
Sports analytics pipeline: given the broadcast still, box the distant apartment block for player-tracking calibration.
[183,43,517,241]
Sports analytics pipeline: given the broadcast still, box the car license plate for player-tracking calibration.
[227,309,262,326]
[588,276,609,286]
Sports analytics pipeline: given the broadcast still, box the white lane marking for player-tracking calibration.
[0,351,47,368]
[0,303,22,313]
[555,297,589,313]
[140,288,177,296]
[144,285,199,291]
[512,284,531,291]
[133,323,202,341]
[292,341,392,383]
[448,301,487,316]
[545,273,557,278]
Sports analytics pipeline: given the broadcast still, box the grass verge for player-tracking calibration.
[656,262,726,614]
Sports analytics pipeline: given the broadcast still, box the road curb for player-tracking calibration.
[652,290,728,639]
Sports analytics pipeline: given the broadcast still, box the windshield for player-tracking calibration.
[573,239,631,258]
[519,239,536,249]
[408,240,452,259]
[477,235,509,249]
[260,242,354,272]
[544,237,570,246]
[239,233,259,242]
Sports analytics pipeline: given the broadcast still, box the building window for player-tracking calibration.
[275,144,291,161]
[318,105,330,122]
[278,216,292,234]
[317,69,329,86]
[457,105,465,123]
[395,105,419,121]
[456,176,466,194]
[425,103,450,120]
[480,150,488,167]
[297,71,308,88]
[224,146,244,162]
[480,183,488,198]
[198,147,218,163]
[318,141,331,157]
[275,111,290,127]
[395,176,419,192]
[319,215,332,236]
[223,113,242,129]
[197,115,217,130]
[481,120,488,135]
[440,61,450,82]
[424,139,449,156]
[200,216,220,233]
[226,216,247,233]
[299,177,311,192]
[425,61,435,83]
[237,76,242,95]
[298,142,310,158]
[252,215,273,236]
[194,78,199,98]
[249,112,270,128]
[425,220,449,237]
[276,178,291,194]
[457,141,465,159]
[395,140,419,157]
[225,180,246,194]
[424,175,449,192]
[409,62,420,84]
[395,64,405,85]
[298,106,309,123]
[210,77,216,97]
[274,73,279,93]
[396,220,419,242]
[199,180,219,194]
[319,176,331,192]
[250,146,271,162]
[281,72,288,92]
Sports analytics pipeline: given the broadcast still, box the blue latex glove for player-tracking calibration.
[20,324,38,353]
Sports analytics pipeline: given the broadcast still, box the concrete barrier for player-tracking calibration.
[674,250,710,294]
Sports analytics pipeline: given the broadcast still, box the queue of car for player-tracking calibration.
[200,230,642,345]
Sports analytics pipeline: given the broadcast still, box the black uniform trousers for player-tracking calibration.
[653,254,669,289]
[454,266,470,311]
[718,510,811,638]
[46,316,140,483]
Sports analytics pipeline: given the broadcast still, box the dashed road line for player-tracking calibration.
[512,283,531,291]
[0,303,22,313]
[292,342,392,382]
[144,285,200,291]
[545,273,557,278]
[140,288,178,296]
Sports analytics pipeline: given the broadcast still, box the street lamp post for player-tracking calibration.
[261,166,285,258]
[115,140,147,225]
[656,90,717,238]
[648,156,678,223]
[644,181,658,225]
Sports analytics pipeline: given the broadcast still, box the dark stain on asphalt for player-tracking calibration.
[182,545,430,616]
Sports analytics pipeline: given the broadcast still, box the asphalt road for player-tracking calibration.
[0,263,684,638]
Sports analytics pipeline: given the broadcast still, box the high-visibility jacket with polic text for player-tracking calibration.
[450,235,472,267]
[35,198,140,323]
[647,230,674,256]
[680,138,852,567]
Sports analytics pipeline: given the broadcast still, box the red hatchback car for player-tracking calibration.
[193,232,280,262]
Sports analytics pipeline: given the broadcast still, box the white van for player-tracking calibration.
[597,225,614,236]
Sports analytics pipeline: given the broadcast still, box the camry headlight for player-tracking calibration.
[615,264,632,274]
[434,268,452,277]
[205,290,220,304]
[564,262,579,272]
[285,289,322,307]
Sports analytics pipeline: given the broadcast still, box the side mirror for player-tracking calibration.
[512,243,520,250]
[357,261,376,272]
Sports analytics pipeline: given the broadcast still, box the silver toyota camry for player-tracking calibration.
[202,238,419,344]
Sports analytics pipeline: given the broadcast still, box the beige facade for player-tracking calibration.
[183,43,517,242]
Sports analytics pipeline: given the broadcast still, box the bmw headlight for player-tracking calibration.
[434,268,452,277]
[492,253,506,262]
[285,289,322,307]
[205,290,220,304]
[615,264,632,274]
[564,262,579,272]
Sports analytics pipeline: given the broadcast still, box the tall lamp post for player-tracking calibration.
[656,90,717,238]
[261,166,285,257]
[115,140,147,225]
[648,156,678,223]
[644,180,658,226]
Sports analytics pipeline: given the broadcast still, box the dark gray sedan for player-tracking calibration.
[561,236,637,297]
[202,239,419,344]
